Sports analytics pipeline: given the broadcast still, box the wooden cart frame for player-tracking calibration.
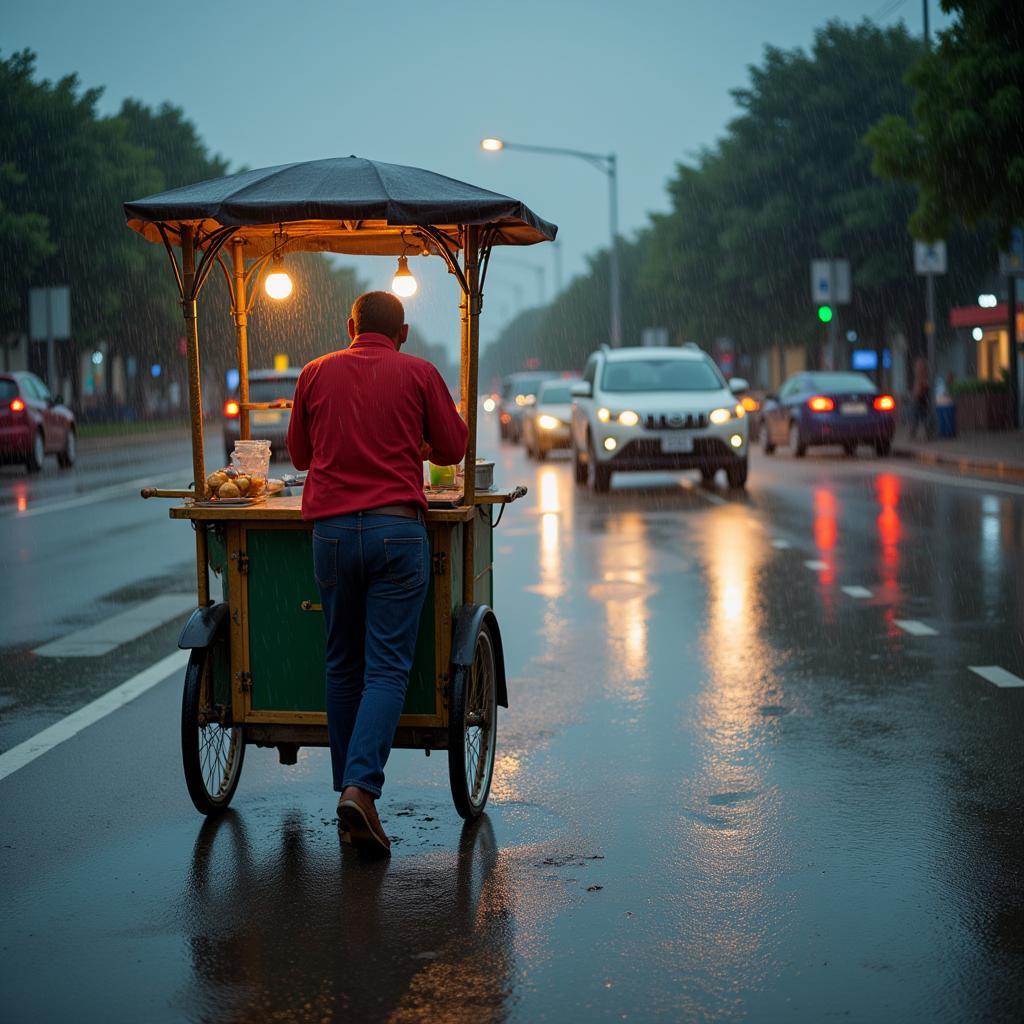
[126,158,555,818]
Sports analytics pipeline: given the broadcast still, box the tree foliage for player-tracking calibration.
[485,20,994,378]
[867,1,1024,241]
[0,51,368,410]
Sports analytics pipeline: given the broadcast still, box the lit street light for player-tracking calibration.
[481,137,620,346]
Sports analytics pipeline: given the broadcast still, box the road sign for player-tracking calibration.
[28,286,71,341]
[641,327,669,347]
[998,227,1024,277]
[914,240,947,275]
[810,259,851,305]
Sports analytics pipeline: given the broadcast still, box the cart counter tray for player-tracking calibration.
[168,487,526,522]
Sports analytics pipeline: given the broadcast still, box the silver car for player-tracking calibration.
[523,378,579,460]
[223,368,301,463]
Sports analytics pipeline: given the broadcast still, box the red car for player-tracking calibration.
[0,372,76,472]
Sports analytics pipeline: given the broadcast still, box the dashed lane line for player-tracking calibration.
[841,586,873,598]
[894,619,939,637]
[32,594,195,657]
[771,539,792,549]
[858,462,1024,498]
[803,559,828,571]
[0,650,189,783]
[679,480,728,506]
[968,666,1024,689]
[2,467,192,520]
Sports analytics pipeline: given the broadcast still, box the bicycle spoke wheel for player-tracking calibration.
[181,647,245,814]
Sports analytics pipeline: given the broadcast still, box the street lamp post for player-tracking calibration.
[481,138,621,346]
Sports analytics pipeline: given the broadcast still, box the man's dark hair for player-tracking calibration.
[351,291,405,340]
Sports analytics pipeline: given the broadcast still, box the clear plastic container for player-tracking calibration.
[230,440,271,496]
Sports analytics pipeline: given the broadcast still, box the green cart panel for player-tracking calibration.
[245,529,437,714]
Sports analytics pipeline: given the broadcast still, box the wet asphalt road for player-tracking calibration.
[1,420,1023,1023]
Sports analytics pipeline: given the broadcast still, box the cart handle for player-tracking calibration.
[141,487,197,499]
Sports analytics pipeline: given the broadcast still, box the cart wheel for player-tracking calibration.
[181,647,245,815]
[448,620,498,820]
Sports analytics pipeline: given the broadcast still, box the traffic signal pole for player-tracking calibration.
[925,270,937,434]
[1009,273,1020,429]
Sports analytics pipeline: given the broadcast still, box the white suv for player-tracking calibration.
[570,345,750,492]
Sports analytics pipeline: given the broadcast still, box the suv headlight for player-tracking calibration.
[709,407,732,424]
[597,407,639,426]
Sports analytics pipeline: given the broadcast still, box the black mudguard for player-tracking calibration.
[451,603,509,708]
[178,602,230,650]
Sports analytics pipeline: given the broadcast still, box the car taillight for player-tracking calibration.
[10,398,26,413]
[873,394,896,412]
[807,395,835,412]
[224,400,240,417]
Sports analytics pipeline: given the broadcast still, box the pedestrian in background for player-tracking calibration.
[909,355,932,440]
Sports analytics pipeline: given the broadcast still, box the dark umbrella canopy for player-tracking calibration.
[124,156,557,256]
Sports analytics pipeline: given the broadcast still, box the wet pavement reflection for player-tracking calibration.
[2,424,1023,1022]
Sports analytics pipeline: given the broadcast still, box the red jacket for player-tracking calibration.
[286,333,467,519]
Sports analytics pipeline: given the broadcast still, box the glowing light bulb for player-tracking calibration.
[265,271,293,300]
[392,255,418,297]
[481,138,505,152]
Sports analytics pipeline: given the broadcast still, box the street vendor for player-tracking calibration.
[287,291,467,855]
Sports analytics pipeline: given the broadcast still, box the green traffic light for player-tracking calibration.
[817,305,833,323]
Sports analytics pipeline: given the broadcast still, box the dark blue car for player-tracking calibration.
[760,371,896,458]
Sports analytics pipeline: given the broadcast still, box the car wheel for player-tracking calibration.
[57,427,76,469]
[788,421,806,458]
[726,457,749,489]
[842,442,857,457]
[26,429,45,473]
[588,437,611,493]
[760,422,775,455]
[699,466,717,485]
[875,438,892,457]
[573,444,588,485]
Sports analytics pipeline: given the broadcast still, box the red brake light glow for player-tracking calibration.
[873,394,896,412]
[10,398,26,413]
[808,395,835,412]
[224,400,240,417]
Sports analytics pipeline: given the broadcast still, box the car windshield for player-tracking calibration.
[539,383,574,403]
[512,375,551,397]
[0,379,18,401]
[601,359,724,393]
[248,378,298,402]
[806,373,877,394]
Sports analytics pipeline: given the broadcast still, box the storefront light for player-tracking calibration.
[972,327,984,341]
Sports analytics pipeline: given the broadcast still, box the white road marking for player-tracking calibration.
[2,467,193,520]
[0,649,189,783]
[861,462,1024,497]
[894,619,939,637]
[771,539,792,549]
[804,559,828,571]
[968,665,1024,688]
[841,586,873,598]
[680,480,728,506]
[33,594,195,657]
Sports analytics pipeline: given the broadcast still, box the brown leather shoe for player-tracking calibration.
[338,786,390,856]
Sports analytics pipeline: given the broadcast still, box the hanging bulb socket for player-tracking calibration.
[391,255,418,298]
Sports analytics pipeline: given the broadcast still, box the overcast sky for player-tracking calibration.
[6,0,947,353]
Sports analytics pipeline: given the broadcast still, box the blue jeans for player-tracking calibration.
[312,512,430,798]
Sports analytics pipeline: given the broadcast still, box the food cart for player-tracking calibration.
[124,157,556,819]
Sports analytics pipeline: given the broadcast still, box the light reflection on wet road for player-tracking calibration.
[1,419,1022,1022]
